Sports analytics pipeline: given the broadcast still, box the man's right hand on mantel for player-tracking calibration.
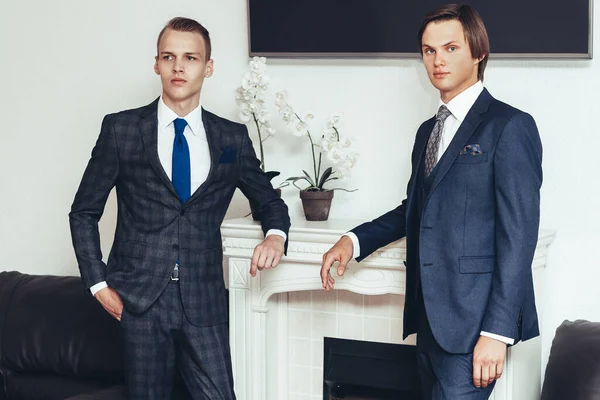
[320,235,354,292]
[94,286,124,321]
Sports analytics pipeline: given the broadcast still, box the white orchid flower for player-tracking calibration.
[335,166,350,179]
[259,74,271,86]
[323,127,337,137]
[241,73,255,90]
[294,120,309,136]
[326,113,344,129]
[238,113,251,123]
[339,136,353,148]
[321,138,334,152]
[274,90,289,105]
[256,109,271,124]
[327,148,345,164]
[343,153,358,168]
[249,56,267,75]
[276,102,295,124]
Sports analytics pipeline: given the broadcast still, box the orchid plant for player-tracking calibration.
[235,57,283,185]
[274,91,358,192]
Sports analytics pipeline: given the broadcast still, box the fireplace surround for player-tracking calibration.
[221,218,555,400]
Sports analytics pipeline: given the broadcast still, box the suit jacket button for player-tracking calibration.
[180,210,185,216]
[172,244,179,251]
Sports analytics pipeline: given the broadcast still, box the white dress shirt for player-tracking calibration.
[436,80,484,162]
[91,97,286,295]
[157,96,212,193]
[345,81,513,345]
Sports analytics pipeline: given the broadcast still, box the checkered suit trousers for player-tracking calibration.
[122,282,234,400]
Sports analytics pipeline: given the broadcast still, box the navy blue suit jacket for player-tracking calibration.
[352,89,542,354]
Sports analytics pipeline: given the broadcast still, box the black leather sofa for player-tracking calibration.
[0,271,126,400]
[0,270,198,400]
[541,319,600,400]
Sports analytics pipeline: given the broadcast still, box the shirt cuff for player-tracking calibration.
[480,331,514,345]
[266,229,287,242]
[90,281,108,296]
[343,232,360,260]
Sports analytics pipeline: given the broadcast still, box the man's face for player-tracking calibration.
[421,19,481,103]
[154,28,213,107]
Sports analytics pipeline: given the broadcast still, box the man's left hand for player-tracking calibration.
[250,235,285,277]
[472,335,507,388]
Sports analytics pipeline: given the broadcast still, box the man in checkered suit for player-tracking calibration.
[69,17,290,400]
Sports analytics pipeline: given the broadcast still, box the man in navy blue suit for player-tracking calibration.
[320,4,542,399]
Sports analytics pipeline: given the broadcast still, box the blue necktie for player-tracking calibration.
[171,118,189,280]
[172,118,190,203]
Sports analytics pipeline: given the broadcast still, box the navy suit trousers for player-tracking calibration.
[416,289,495,400]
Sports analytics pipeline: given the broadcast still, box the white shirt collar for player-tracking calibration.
[438,81,484,123]
[157,96,203,136]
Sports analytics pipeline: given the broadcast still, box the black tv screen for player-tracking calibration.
[248,0,592,59]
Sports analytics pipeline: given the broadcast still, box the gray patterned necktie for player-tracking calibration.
[424,105,452,177]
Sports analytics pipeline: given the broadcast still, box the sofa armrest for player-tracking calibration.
[541,319,600,400]
[0,271,123,380]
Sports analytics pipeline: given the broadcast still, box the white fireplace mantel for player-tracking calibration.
[222,217,556,400]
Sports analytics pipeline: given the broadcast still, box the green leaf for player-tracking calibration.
[323,177,339,185]
[317,167,333,189]
[293,180,312,190]
[265,171,281,181]
[328,187,359,192]
[302,170,316,187]
[285,176,311,187]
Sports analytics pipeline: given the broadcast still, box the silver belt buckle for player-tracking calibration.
[170,263,180,281]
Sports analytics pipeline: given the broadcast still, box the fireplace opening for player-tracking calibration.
[323,337,423,400]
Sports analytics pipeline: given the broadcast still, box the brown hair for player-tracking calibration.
[157,17,211,60]
[417,4,489,81]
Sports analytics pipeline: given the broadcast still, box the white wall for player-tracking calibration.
[1,0,598,380]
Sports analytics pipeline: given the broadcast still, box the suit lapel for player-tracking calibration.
[413,118,436,182]
[426,89,493,198]
[139,98,181,199]
[186,108,221,203]
[406,117,435,213]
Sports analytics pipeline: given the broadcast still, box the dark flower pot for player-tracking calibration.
[250,188,282,221]
[300,190,334,221]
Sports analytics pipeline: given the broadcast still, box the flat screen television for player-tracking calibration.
[248,0,592,59]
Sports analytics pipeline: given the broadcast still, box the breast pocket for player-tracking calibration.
[455,154,488,164]
[214,162,239,181]
[459,256,495,274]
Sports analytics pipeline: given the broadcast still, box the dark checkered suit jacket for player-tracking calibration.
[69,98,290,326]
